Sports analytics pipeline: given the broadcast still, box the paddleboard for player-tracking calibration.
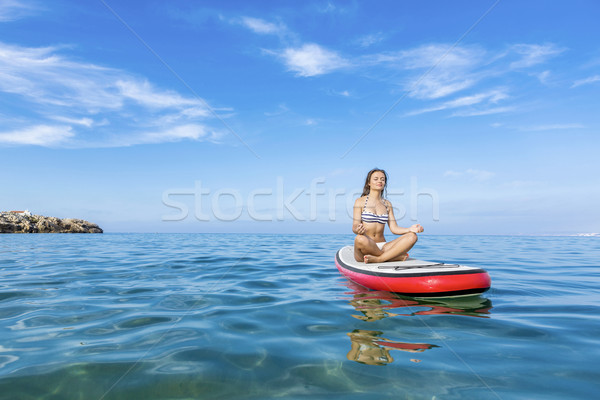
[335,245,491,297]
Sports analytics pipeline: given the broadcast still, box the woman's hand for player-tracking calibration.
[409,224,424,233]
[355,223,366,235]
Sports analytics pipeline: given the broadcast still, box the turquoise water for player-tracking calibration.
[0,233,599,399]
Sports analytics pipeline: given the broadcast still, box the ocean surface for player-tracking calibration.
[0,233,599,399]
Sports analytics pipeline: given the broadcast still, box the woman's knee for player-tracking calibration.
[406,231,418,244]
[354,234,368,247]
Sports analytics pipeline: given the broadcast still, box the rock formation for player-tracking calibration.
[0,212,103,233]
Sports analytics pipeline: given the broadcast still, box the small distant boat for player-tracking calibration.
[335,245,491,297]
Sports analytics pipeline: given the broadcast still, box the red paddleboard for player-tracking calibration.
[335,245,491,297]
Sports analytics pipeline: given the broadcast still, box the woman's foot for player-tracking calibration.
[364,255,378,264]
[393,253,409,261]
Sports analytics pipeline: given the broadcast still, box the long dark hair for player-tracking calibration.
[361,168,388,197]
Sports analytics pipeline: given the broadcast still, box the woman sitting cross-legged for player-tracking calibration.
[352,168,424,264]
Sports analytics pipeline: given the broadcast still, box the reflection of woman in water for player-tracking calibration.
[344,283,491,366]
[347,330,394,365]
[353,168,424,263]
[346,330,437,366]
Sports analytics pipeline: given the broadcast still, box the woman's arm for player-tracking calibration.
[386,200,424,235]
[352,197,366,235]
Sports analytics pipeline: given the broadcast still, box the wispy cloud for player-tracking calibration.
[358,42,565,119]
[451,106,515,117]
[405,88,509,116]
[314,1,354,14]
[220,9,567,124]
[49,116,99,127]
[571,75,600,88]
[381,43,564,100]
[268,41,564,107]
[0,0,37,22]
[355,32,386,48]
[236,9,564,119]
[366,44,485,100]
[264,104,289,117]
[0,125,74,146]
[509,44,565,69]
[115,80,208,111]
[0,41,223,147]
[325,89,351,97]
[390,44,483,70]
[238,16,286,35]
[519,123,585,131]
[446,90,508,106]
[535,70,551,84]
[129,124,212,145]
[277,43,349,77]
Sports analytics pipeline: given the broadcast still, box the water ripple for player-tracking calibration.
[0,234,599,399]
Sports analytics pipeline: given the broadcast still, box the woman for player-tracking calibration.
[353,168,424,263]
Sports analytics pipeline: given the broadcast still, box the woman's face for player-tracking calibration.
[370,171,386,191]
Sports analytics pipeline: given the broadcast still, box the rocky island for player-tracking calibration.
[0,211,103,233]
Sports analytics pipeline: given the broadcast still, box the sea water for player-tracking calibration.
[0,233,599,399]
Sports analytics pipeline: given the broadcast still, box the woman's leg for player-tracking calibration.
[364,232,418,263]
[354,234,383,262]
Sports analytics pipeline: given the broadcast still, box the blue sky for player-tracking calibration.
[1,0,599,235]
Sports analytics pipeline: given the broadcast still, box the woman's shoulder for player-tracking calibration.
[354,195,367,206]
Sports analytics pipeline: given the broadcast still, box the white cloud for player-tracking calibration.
[520,123,585,131]
[326,89,351,97]
[137,124,209,144]
[100,124,223,148]
[0,125,73,146]
[115,80,208,111]
[0,42,127,110]
[313,1,356,14]
[0,0,37,22]
[370,44,485,100]
[571,75,600,88]
[395,44,483,70]
[447,90,508,107]
[0,41,221,147]
[355,32,386,48]
[467,169,495,181]
[364,42,565,101]
[317,2,337,13]
[361,42,566,112]
[279,43,349,77]
[239,16,284,35]
[509,44,565,69]
[451,106,515,117]
[410,77,476,100]
[264,104,289,117]
[536,70,551,84]
[50,116,96,127]
[405,89,509,116]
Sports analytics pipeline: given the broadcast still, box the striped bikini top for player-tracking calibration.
[361,195,389,225]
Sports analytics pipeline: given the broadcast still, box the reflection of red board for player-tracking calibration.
[374,341,436,351]
[335,246,491,297]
